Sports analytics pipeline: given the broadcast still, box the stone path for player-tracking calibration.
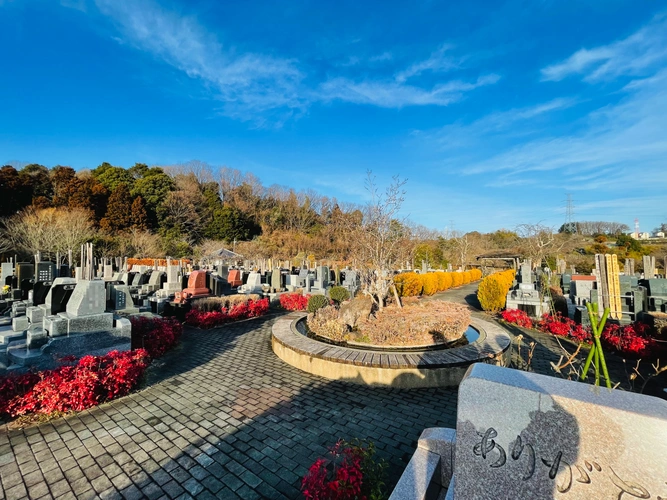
[0,315,458,499]
[2,282,660,499]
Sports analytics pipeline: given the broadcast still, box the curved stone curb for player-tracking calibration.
[271,312,511,388]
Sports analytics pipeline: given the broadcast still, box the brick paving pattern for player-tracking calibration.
[2,282,645,499]
[0,314,458,499]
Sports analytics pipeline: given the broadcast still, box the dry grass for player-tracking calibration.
[307,300,471,347]
[357,301,470,346]
[192,294,261,312]
[306,306,349,342]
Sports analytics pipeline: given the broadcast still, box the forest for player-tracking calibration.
[0,161,662,272]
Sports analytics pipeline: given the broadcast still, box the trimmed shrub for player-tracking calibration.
[470,269,483,280]
[422,273,439,296]
[436,272,452,292]
[185,298,269,328]
[280,292,310,311]
[461,271,472,284]
[130,316,182,359]
[329,286,350,304]
[451,272,463,287]
[307,294,330,313]
[477,269,515,312]
[394,272,423,297]
[0,349,150,418]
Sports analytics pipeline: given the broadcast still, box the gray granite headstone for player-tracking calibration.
[66,279,106,316]
[454,364,667,499]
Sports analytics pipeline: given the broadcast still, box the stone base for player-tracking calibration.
[26,306,45,325]
[44,315,68,337]
[57,312,114,335]
[12,316,29,332]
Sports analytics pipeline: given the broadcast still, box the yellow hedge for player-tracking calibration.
[422,273,439,296]
[395,270,483,297]
[437,272,453,292]
[395,273,423,297]
[477,269,515,312]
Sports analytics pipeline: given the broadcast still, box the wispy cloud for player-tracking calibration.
[423,97,577,150]
[95,0,306,123]
[93,0,498,123]
[395,44,459,83]
[541,13,667,82]
[319,74,499,108]
[461,69,667,191]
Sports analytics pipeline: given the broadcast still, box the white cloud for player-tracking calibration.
[95,0,306,122]
[541,13,667,82]
[93,1,497,122]
[395,44,459,82]
[424,97,577,151]
[319,74,500,108]
[460,69,667,192]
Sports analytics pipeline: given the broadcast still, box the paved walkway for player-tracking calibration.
[1,314,458,499]
[3,282,659,499]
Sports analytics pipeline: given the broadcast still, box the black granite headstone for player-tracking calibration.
[33,281,52,306]
[49,283,76,314]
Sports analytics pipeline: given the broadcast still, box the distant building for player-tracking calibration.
[654,231,665,239]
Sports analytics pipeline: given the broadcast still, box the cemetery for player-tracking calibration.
[0,165,664,499]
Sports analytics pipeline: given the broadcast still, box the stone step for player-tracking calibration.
[8,348,45,367]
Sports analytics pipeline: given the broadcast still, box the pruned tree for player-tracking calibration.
[352,171,408,310]
[516,223,560,267]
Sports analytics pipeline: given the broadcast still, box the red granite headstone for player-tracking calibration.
[174,270,210,303]
[227,269,242,287]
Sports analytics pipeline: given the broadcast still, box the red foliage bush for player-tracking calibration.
[0,350,150,418]
[280,292,310,311]
[601,322,658,358]
[130,316,182,359]
[537,314,591,343]
[500,309,533,329]
[502,308,662,358]
[302,440,386,500]
[185,298,269,329]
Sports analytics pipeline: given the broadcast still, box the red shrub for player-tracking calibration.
[537,314,591,343]
[130,316,182,359]
[601,322,658,358]
[185,298,269,329]
[280,293,310,311]
[302,440,386,500]
[500,309,533,329]
[0,350,150,418]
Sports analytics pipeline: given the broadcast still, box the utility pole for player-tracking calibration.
[565,193,575,233]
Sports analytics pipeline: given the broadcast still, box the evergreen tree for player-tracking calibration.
[100,183,132,233]
[131,196,149,231]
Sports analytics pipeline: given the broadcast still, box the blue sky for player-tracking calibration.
[1,0,666,233]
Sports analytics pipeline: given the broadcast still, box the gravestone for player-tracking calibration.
[643,255,656,278]
[239,272,263,294]
[519,262,532,284]
[453,364,667,499]
[36,262,56,283]
[1,262,13,285]
[109,284,139,314]
[227,269,242,288]
[271,268,282,292]
[173,270,210,303]
[40,278,77,316]
[392,364,667,499]
[16,263,34,285]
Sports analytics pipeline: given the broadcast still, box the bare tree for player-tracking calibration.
[352,171,408,310]
[516,223,560,267]
[4,207,95,261]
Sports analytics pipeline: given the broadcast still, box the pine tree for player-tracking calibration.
[131,195,149,231]
[100,183,132,233]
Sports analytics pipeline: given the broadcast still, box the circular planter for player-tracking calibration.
[272,312,511,388]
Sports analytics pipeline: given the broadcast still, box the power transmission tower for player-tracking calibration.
[565,193,575,233]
